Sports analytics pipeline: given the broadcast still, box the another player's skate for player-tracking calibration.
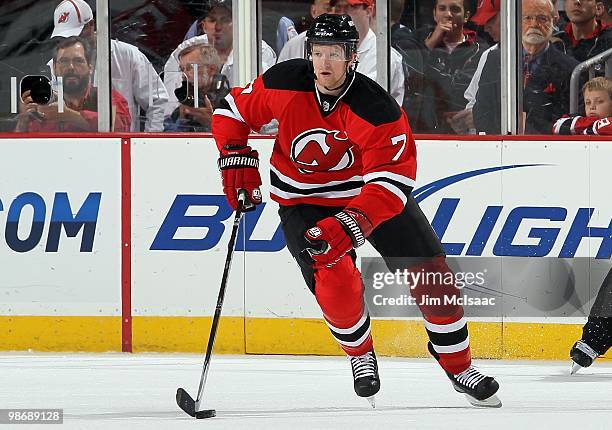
[570,340,599,375]
[348,349,380,408]
[428,342,501,408]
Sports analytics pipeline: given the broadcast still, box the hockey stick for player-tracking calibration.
[176,190,249,419]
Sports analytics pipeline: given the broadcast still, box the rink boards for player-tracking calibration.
[0,135,610,359]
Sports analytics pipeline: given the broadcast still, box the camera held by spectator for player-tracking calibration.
[164,43,228,132]
[16,36,131,132]
[174,72,230,109]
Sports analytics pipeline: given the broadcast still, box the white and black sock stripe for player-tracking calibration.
[425,318,470,354]
[325,312,371,348]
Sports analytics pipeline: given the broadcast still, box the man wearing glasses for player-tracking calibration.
[16,36,131,132]
[474,0,578,134]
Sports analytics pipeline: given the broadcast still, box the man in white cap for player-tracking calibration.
[50,0,169,132]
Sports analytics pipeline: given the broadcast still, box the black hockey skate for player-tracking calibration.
[428,342,501,408]
[570,340,599,375]
[348,349,380,408]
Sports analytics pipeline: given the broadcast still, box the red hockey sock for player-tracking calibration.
[408,256,471,374]
[314,255,373,356]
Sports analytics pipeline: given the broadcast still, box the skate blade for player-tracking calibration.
[464,393,502,408]
[366,396,376,409]
[570,361,583,375]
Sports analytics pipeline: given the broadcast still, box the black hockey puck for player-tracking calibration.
[195,409,216,419]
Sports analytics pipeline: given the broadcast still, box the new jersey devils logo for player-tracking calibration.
[58,12,70,24]
[290,128,354,174]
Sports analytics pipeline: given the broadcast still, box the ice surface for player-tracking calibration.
[1,353,611,429]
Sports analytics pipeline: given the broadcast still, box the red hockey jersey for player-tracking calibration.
[212,59,416,228]
[552,115,612,135]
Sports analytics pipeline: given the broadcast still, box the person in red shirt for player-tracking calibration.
[212,14,500,408]
[16,36,131,132]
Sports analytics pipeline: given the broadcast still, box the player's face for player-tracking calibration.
[311,44,351,89]
[584,89,612,117]
[433,0,466,29]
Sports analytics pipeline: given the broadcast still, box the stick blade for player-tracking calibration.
[176,388,196,417]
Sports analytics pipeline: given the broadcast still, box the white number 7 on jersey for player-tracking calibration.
[391,134,406,161]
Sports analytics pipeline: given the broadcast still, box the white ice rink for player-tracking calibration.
[2,353,611,429]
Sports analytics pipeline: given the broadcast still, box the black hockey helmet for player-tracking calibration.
[305,14,359,62]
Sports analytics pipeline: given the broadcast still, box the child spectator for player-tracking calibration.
[552,76,612,134]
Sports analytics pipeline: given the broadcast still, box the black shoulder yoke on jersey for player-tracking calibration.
[262,59,315,92]
[262,58,401,126]
[343,73,401,126]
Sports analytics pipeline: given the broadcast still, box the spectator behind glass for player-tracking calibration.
[197,0,276,86]
[164,44,227,132]
[473,0,579,134]
[16,36,131,132]
[552,0,612,63]
[553,76,612,133]
[277,0,334,62]
[332,0,348,14]
[166,2,276,129]
[48,0,168,132]
[390,0,412,38]
[449,0,500,134]
[597,0,612,25]
[347,0,404,105]
[183,4,213,40]
[395,0,488,133]
[276,16,299,54]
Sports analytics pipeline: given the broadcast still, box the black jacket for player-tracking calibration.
[473,45,579,135]
[393,26,488,133]
[552,22,612,63]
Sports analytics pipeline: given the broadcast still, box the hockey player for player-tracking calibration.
[552,77,612,374]
[212,13,501,408]
[569,267,612,374]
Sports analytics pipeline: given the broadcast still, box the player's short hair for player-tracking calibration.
[583,76,612,99]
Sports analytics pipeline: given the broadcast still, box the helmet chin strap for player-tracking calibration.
[323,79,346,92]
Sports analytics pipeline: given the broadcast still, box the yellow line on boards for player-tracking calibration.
[0,316,603,361]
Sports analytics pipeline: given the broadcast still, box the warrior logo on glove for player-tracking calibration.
[218,144,262,211]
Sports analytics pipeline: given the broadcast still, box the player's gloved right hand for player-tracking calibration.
[218,144,262,212]
[300,209,373,269]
